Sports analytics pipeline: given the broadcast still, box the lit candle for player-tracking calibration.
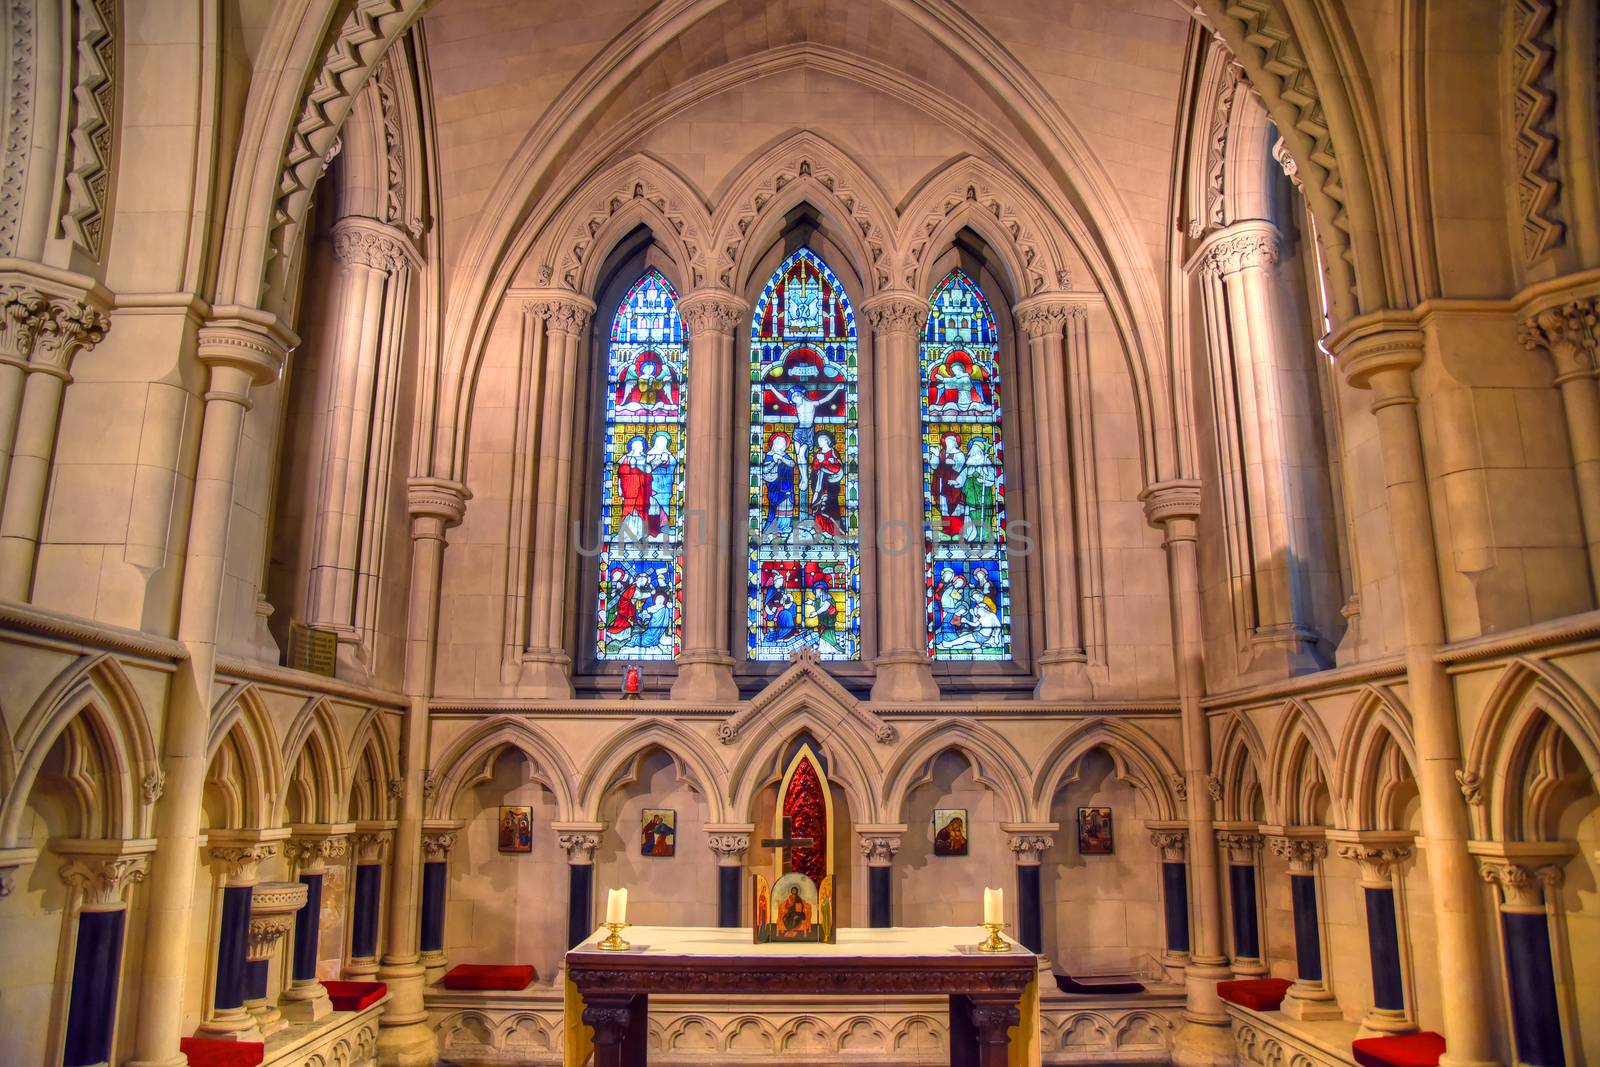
[983,887,1003,926]
[606,887,627,925]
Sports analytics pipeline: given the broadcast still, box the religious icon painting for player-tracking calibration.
[640,808,676,857]
[1078,806,1114,855]
[497,805,533,853]
[752,872,771,943]
[769,871,822,942]
[933,808,969,856]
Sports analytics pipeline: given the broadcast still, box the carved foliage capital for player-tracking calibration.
[1014,301,1071,339]
[706,833,750,861]
[559,832,601,863]
[859,835,901,866]
[861,293,928,336]
[352,832,390,864]
[1217,830,1263,864]
[526,294,594,335]
[1008,834,1054,866]
[0,285,109,370]
[332,220,412,273]
[60,855,149,907]
[421,832,457,860]
[1149,830,1187,862]
[1267,836,1327,874]
[1519,297,1600,381]
[1336,842,1411,885]
[284,835,347,872]
[1478,859,1562,910]
[1199,228,1281,278]
[210,843,278,885]
[677,291,748,336]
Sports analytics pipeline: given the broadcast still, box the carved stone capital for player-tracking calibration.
[331,217,413,274]
[1149,829,1188,862]
[1477,859,1563,911]
[525,293,595,335]
[284,834,347,874]
[558,832,601,864]
[351,832,390,865]
[210,843,278,886]
[860,291,929,336]
[1336,841,1412,886]
[1013,297,1079,340]
[1008,834,1054,866]
[22,295,108,373]
[246,880,307,962]
[1198,225,1281,277]
[1140,480,1202,529]
[706,833,750,864]
[1217,830,1263,864]
[1267,835,1327,875]
[407,476,470,535]
[859,835,902,867]
[60,855,149,907]
[196,311,294,389]
[247,914,296,960]
[678,290,748,336]
[1519,297,1600,382]
[1329,316,1424,396]
[421,832,457,861]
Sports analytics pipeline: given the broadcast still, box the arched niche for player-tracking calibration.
[1042,746,1163,973]
[894,749,1011,930]
[591,746,716,927]
[744,734,856,928]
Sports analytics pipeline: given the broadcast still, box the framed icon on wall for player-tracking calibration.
[498,805,532,853]
[1078,806,1113,855]
[933,808,969,856]
[641,808,676,856]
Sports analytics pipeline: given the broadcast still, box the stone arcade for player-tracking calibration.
[1,2,1599,1067]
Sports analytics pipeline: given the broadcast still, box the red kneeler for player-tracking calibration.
[440,963,537,991]
[321,980,388,1011]
[178,1038,265,1067]
[1216,977,1294,1011]
[1352,1032,1446,1067]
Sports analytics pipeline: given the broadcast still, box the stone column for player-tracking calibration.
[1141,480,1232,1066]
[56,844,150,1067]
[376,478,466,1064]
[1519,297,1600,592]
[245,881,308,1037]
[1333,317,1498,1066]
[1218,829,1266,977]
[131,311,290,1067]
[1016,297,1092,699]
[556,824,603,948]
[674,290,748,703]
[1266,832,1339,1019]
[521,293,595,698]
[1335,835,1415,1036]
[861,291,939,701]
[1149,826,1192,966]
[1005,827,1054,954]
[346,831,390,979]
[419,830,458,982]
[856,825,905,928]
[199,841,278,1042]
[1475,848,1572,1067]
[281,831,347,1022]
[705,825,752,927]
[0,284,108,599]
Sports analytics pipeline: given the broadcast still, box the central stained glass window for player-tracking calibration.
[922,269,1011,659]
[596,269,685,660]
[747,248,861,660]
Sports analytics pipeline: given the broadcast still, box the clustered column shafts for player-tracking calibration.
[862,291,939,702]
[673,289,747,703]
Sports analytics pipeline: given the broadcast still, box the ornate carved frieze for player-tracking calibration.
[332,218,413,274]
[421,832,457,861]
[60,854,148,907]
[1150,830,1187,862]
[1508,0,1564,259]
[210,843,278,885]
[677,290,747,336]
[1267,835,1326,875]
[1007,834,1053,866]
[1519,297,1600,381]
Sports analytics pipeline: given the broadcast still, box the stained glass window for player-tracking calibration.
[596,269,686,661]
[747,248,860,661]
[922,269,1011,659]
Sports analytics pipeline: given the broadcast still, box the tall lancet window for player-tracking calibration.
[922,269,1011,659]
[747,248,861,661]
[596,269,686,661]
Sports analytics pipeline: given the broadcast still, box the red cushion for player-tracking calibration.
[179,1038,265,1067]
[1216,977,1293,1011]
[1352,1032,1446,1067]
[321,980,388,1011]
[440,963,537,991]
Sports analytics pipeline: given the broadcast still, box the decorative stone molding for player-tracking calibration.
[859,836,901,867]
[1013,296,1085,339]
[331,217,414,274]
[142,767,166,804]
[558,832,601,864]
[284,834,347,873]
[1216,830,1263,864]
[421,832,457,861]
[550,161,712,290]
[716,649,895,745]
[1170,773,1189,803]
[351,832,390,865]
[422,770,439,801]
[1197,224,1281,278]
[210,843,277,885]
[248,880,309,961]
[677,290,747,335]
[0,0,34,255]
[1330,318,1425,393]
[1477,860,1562,910]
[195,311,294,388]
[0,284,109,372]
[60,855,149,907]
[1266,836,1327,875]
[406,476,470,530]
[1518,297,1599,381]
[1335,841,1412,886]
[1205,775,1223,803]
[59,0,117,258]
[901,159,1058,295]
[860,292,929,336]
[1271,136,1303,194]
[707,834,751,862]
[1508,0,1564,260]
[1189,46,1241,239]
[1140,481,1203,528]
[1149,830,1188,862]
[1454,768,1485,806]
[1007,834,1053,866]
[524,292,595,336]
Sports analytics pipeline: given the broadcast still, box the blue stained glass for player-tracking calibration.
[597,270,686,661]
[747,248,860,661]
[922,269,1011,659]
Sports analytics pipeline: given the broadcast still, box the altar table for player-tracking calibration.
[563,925,1039,1067]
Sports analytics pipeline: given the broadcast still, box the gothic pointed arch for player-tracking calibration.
[879,719,1029,824]
[1028,719,1183,822]
[427,717,580,821]
[576,718,729,822]
[344,707,399,822]
[728,713,880,827]
[205,685,286,830]
[280,697,347,825]
[1335,686,1420,831]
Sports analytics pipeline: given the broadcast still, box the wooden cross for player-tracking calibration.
[760,816,815,853]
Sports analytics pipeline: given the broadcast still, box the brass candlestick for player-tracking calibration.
[977,922,1010,953]
[598,921,631,951]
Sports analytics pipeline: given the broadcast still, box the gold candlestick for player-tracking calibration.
[977,922,1010,952]
[598,921,631,951]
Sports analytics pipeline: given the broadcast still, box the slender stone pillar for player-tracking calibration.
[1016,297,1092,698]
[0,281,108,599]
[1333,317,1499,1066]
[1218,829,1266,976]
[557,825,603,948]
[1477,852,1571,1067]
[705,826,752,927]
[1149,827,1192,966]
[861,291,939,701]
[674,290,748,703]
[1519,298,1600,593]
[1266,832,1339,1019]
[376,479,467,1064]
[57,846,150,1067]
[1335,836,1416,1036]
[419,830,458,983]
[1141,481,1232,1066]
[199,842,279,1042]
[281,832,347,1022]
[856,826,905,929]
[1006,830,1054,954]
[244,881,308,1037]
[130,311,290,1067]
[520,293,595,698]
[346,831,390,979]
